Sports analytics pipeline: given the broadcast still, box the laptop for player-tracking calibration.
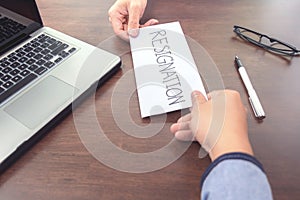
[0,0,121,172]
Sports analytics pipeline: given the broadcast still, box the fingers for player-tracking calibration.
[191,91,207,105]
[170,120,190,133]
[110,17,127,39]
[170,91,208,142]
[170,120,195,141]
[177,113,191,123]
[174,130,195,141]
[170,113,192,140]
[108,5,129,40]
[190,91,207,118]
[170,113,191,137]
[108,1,158,40]
[108,12,123,34]
[140,18,159,27]
[127,3,143,31]
[128,18,159,38]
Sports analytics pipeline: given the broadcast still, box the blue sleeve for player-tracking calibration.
[200,152,273,200]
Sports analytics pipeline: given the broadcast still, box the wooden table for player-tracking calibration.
[1,0,300,199]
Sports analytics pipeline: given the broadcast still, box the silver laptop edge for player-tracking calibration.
[0,3,121,170]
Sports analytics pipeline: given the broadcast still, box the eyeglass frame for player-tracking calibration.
[233,25,300,56]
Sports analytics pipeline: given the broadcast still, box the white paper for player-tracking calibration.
[130,21,206,118]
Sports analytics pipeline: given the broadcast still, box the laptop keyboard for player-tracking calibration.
[0,33,77,104]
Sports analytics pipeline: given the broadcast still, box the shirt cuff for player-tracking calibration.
[200,152,265,187]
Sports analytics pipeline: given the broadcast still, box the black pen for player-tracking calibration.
[235,56,266,119]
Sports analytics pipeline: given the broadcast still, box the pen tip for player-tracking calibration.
[235,55,239,60]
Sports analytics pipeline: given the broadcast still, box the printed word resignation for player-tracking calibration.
[150,30,185,106]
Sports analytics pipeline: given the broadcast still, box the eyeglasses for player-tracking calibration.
[233,25,300,56]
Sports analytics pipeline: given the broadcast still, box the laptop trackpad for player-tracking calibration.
[5,76,78,129]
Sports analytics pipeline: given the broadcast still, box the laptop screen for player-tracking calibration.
[0,0,43,54]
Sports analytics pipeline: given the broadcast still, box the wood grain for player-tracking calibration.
[1,0,300,199]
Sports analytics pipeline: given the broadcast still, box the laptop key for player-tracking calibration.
[34,67,47,75]
[36,59,46,66]
[19,57,28,63]
[38,35,50,43]
[33,54,43,60]
[41,49,50,55]
[48,41,62,50]
[11,62,20,68]
[68,47,76,53]
[33,47,42,53]
[11,75,22,83]
[30,42,40,48]
[16,48,24,53]
[0,61,10,67]
[7,52,16,58]
[40,43,50,48]
[2,81,13,89]
[2,67,12,74]
[51,44,69,55]
[44,61,55,68]
[43,54,53,60]
[1,75,12,82]
[28,64,38,71]
[46,38,57,44]
[18,64,28,70]
[26,52,35,58]
[54,57,63,63]
[8,56,18,62]
[24,47,33,52]
[37,34,46,39]
[26,59,36,65]
[16,51,26,57]
[59,51,69,58]
[0,73,37,104]
[9,69,20,76]
[19,70,30,77]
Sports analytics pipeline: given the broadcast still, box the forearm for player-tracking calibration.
[201,152,273,200]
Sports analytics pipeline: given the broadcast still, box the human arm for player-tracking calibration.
[170,90,253,161]
[170,90,273,199]
[201,152,273,200]
[108,0,159,40]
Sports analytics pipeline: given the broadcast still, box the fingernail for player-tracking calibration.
[150,19,159,25]
[191,91,199,100]
[128,28,139,38]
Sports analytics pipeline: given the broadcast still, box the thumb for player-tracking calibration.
[128,7,141,31]
[190,91,207,123]
[190,91,208,145]
[127,8,141,37]
[191,91,207,106]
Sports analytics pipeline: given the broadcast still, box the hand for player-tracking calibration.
[108,0,159,40]
[170,90,253,161]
